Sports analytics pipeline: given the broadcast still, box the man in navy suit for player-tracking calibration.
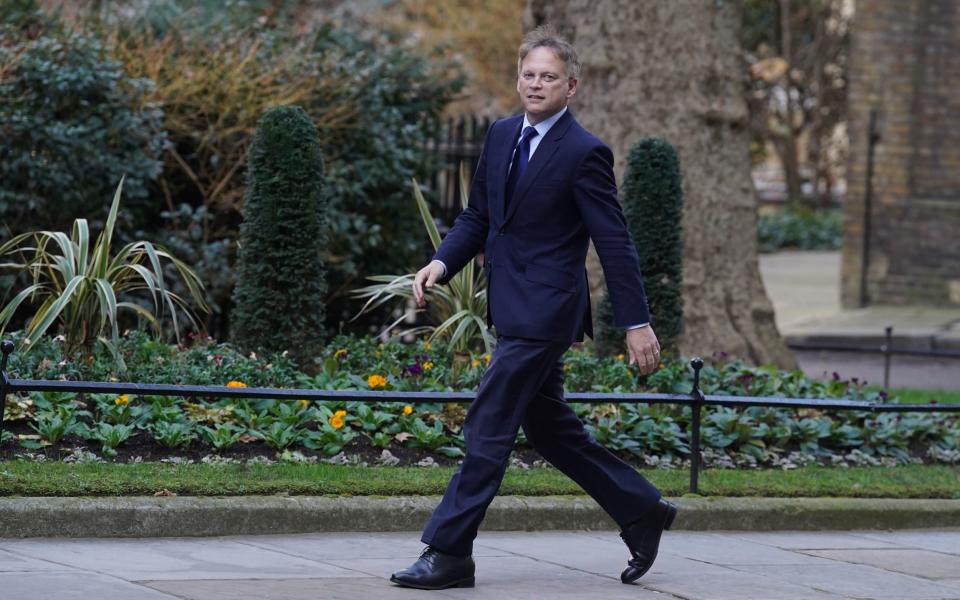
[391,25,677,590]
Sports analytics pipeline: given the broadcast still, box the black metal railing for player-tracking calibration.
[788,325,960,388]
[422,114,490,229]
[1,340,957,494]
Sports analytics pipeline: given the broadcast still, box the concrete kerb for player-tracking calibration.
[0,496,958,538]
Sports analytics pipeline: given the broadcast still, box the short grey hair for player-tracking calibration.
[517,25,581,80]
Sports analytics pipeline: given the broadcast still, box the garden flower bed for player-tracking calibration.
[2,331,958,469]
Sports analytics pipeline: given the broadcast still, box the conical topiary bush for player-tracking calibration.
[594,137,683,358]
[231,105,328,367]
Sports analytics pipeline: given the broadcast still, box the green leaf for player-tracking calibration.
[436,445,464,458]
[21,275,84,349]
[0,176,207,358]
[412,178,442,251]
[92,176,124,276]
[0,283,46,332]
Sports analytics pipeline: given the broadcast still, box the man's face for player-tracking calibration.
[516,46,577,124]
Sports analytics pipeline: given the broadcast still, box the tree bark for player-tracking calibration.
[779,0,805,206]
[526,0,795,367]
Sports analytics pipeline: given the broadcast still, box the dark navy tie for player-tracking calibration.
[505,126,539,212]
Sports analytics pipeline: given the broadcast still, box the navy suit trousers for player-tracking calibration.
[421,336,662,556]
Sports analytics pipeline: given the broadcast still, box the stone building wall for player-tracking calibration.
[842,0,960,307]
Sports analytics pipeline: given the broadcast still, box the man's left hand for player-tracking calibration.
[626,326,661,375]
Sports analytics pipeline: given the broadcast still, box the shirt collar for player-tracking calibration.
[523,106,567,139]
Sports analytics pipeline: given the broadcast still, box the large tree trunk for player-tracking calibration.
[526,0,795,367]
[778,0,805,207]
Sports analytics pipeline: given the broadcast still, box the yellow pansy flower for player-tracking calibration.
[367,374,387,389]
[226,380,247,388]
[423,361,434,371]
[403,405,413,415]
[298,399,310,410]
[329,415,345,429]
[114,394,130,406]
[335,410,347,417]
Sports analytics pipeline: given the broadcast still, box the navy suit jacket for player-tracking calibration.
[433,110,650,344]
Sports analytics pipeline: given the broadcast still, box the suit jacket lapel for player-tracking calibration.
[503,110,574,226]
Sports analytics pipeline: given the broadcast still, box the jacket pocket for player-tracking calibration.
[524,263,576,293]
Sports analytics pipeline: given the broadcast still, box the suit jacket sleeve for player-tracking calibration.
[431,125,493,285]
[573,143,651,327]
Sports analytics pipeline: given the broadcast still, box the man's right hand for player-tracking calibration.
[413,261,445,308]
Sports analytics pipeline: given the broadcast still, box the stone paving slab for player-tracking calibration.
[758,250,960,346]
[0,572,178,599]
[642,566,841,600]
[851,530,960,555]
[801,548,960,580]
[726,563,960,600]
[0,536,358,581]
[143,577,445,600]
[3,530,960,600]
[758,250,960,387]
[0,547,81,572]
[240,531,513,561]
[793,349,960,389]
[725,530,905,550]
[651,531,842,566]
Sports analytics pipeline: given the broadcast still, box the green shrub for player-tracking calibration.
[136,205,236,340]
[231,106,328,367]
[4,331,957,467]
[85,422,134,458]
[350,174,494,354]
[593,295,618,357]
[0,0,52,31]
[150,421,196,449]
[2,3,462,340]
[29,409,82,445]
[108,16,462,337]
[595,138,684,357]
[757,208,841,252]
[0,179,208,364]
[0,27,166,234]
[198,424,244,453]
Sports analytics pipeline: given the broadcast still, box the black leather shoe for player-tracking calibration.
[619,499,677,584]
[390,546,476,590]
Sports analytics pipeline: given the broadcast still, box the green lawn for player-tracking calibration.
[887,387,960,405]
[1,461,957,499]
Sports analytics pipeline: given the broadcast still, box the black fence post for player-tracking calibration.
[860,108,881,307]
[0,340,13,445]
[882,326,893,393]
[688,357,705,494]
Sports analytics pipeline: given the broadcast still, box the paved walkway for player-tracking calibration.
[759,251,960,389]
[758,251,960,348]
[2,529,959,599]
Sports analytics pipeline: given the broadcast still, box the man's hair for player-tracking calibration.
[517,25,581,80]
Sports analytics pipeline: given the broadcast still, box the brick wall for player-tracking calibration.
[841,0,960,307]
